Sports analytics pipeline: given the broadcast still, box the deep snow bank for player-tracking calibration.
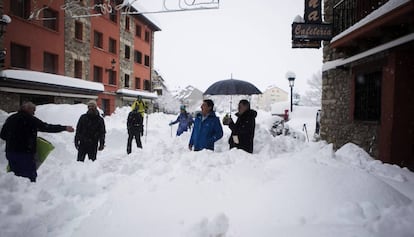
[0,104,413,237]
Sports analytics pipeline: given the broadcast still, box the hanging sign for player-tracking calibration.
[304,0,322,23]
[292,23,332,41]
[291,0,331,48]
[292,40,321,49]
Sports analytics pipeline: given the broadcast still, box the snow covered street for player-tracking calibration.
[1,104,413,237]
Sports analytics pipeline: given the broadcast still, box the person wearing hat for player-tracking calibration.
[169,105,193,136]
[0,101,74,182]
[74,100,106,162]
[131,95,147,118]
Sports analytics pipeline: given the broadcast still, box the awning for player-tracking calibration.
[0,69,104,93]
[117,88,158,100]
[323,33,414,71]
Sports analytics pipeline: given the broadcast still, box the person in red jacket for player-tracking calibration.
[0,102,74,182]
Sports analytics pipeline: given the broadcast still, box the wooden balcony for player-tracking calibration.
[333,0,390,35]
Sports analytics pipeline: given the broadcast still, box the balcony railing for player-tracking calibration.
[333,0,390,36]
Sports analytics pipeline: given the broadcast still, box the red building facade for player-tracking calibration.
[0,0,160,114]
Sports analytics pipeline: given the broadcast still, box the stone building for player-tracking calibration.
[322,0,414,170]
[0,0,160,115]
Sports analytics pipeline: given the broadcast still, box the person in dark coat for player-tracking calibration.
[0,102,74,182]
[169,105,193,136]
[189,99,223,151]
[127,107,144,154]
[223,99,257,153]
[75,100,106,162]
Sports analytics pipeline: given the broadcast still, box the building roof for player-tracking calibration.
[125,2,162,31]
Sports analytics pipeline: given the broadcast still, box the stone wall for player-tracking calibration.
[321,0,379,157]
[64,0,91,80]
[0,91,20,112]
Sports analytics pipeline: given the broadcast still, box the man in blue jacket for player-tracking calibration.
[189,99,223,151]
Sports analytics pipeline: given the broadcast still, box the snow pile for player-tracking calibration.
[0,104,413,237]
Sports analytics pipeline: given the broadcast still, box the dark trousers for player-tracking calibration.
[127,131,142,154]
[77,143,98,162]
[6,152,37,182]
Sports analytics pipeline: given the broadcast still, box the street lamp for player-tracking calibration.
[105,58,116,72]
[286,71,296,112]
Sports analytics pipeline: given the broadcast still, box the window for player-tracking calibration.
[11,43,30,69]
[125,16,130,31]
[134,50,142,64]
[124,74,130,87]
[43,52,58,74]
[94,31,103,49]
[144,31,150,42]
[354,71,382,121]
[43,8,58,31]
[93,66,103,82]
[144,55,150,67]
[135,77,141,89]
[109,38,116,54]
[135,25,141,38]
[108,70,116,85]
[102,99,110,116]
[74,60,82,78]
[124,45,130,59]
[144,79,151,91]
[11,0,30,19]
[75,21,83,40]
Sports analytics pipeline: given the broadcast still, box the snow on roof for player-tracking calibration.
[323,32,414,71]
[331,0,410,43]
[127,1,162,31]
[0,69,104,92]
[117,88,158,99]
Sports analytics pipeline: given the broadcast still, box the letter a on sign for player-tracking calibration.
[304,0,321,23]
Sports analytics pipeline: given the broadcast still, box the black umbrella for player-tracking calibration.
[204,78,262,114]
[204,79,262,95]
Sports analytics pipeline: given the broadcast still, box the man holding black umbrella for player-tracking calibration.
[223,99,257,153]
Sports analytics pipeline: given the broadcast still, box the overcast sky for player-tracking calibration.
[135,0,323,93]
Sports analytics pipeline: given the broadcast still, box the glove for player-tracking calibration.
[169,122,173,126]
[98,144,104,151]
[75,140,80,150]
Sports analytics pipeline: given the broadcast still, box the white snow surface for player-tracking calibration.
[0,104,414,237]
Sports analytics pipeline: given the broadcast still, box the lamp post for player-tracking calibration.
[286,71,296,112]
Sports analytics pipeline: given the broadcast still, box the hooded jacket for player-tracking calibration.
[189,112,223,151]
[170,111,193,136]
[228,109,257,153]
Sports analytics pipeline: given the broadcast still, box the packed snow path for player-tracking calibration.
[0,105,413,237]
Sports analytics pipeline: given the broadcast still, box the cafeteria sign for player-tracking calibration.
[292,23,332,41]
[291,0,332,48]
